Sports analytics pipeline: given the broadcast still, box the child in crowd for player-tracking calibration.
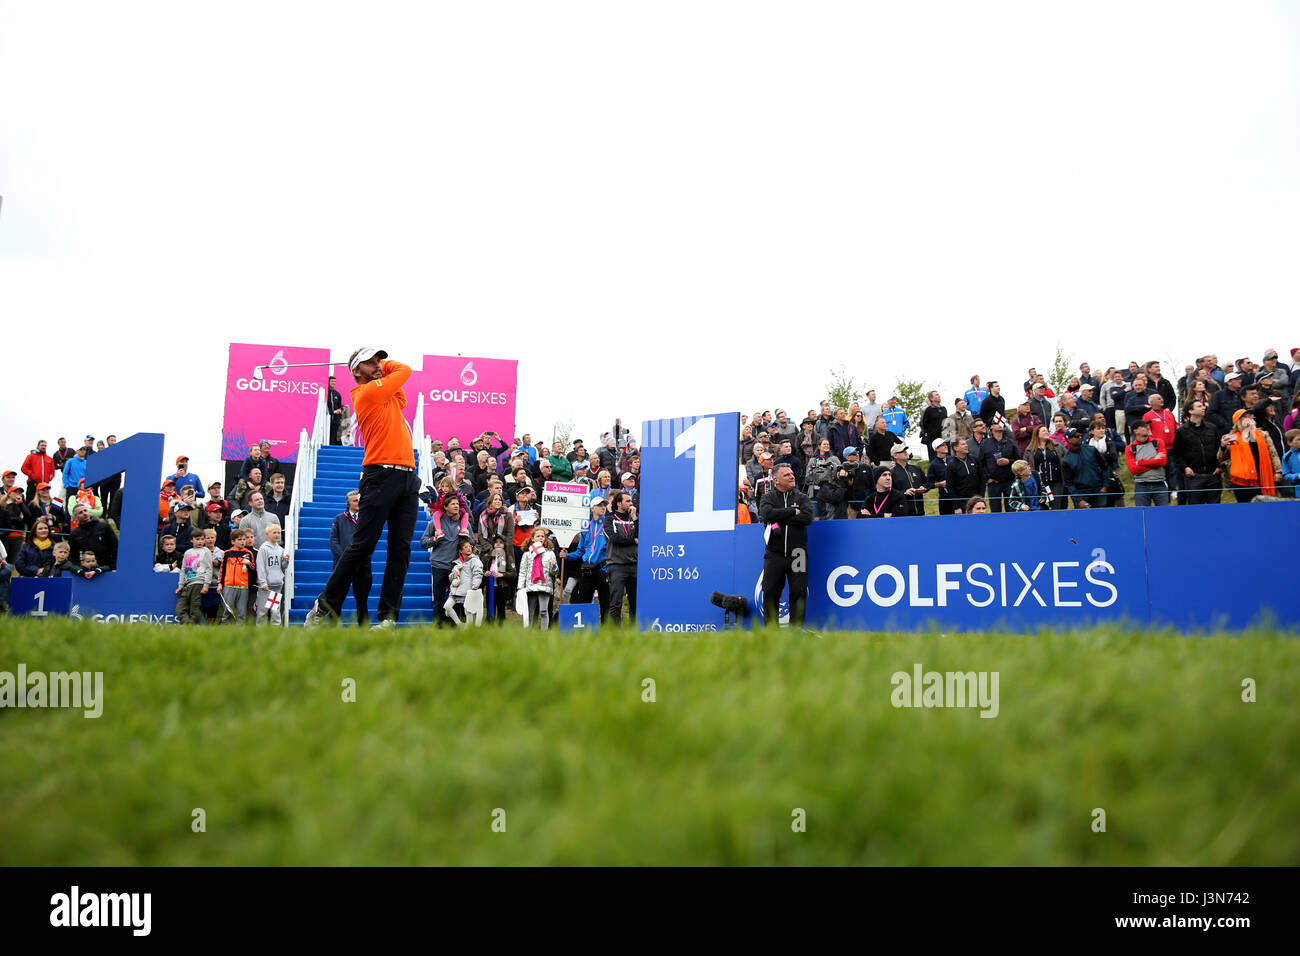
[427,475,472,539]
[49,542,76,577]
[154,533,180,572]
[74,550,108,579]
[447,537,483,625]
[1007,459,1042,512]
[175,535,213,623]
[200,529,224,623]
[256,523,288,626]
[1282,429,1300,499]
[516,526,558,629]
[483,534,515,624]
[221,527,256,624]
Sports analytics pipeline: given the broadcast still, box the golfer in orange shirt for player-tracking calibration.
[306,347,419,629]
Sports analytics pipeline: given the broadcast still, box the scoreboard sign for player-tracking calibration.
[541,481,592,548]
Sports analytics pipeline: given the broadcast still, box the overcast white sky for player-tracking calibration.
[2,1,1297,487]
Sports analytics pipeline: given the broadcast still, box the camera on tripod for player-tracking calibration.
[710,591,749,630]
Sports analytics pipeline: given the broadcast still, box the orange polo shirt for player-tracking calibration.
[352,360,415,468]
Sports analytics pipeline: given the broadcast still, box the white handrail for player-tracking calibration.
[283,384,328,624]
[414,392,432,493]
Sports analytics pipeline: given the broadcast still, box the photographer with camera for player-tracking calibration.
[759,463,813,627]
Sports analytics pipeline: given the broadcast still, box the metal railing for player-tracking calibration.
[413,392,432,493]
[282,385,328,623]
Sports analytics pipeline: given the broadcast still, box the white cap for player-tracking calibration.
[349,347,388,372]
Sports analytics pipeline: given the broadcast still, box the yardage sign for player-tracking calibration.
[541,481,592,547]
[637,413,740,632]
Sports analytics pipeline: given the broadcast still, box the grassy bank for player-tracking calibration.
[1,618,1296,865]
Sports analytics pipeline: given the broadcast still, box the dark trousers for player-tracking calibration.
[330,552,371,625]
[608,564,637,624]
[329,418,341,445]
[431,565,452,626]
[24,481,37,503]
[937,495,956,516]
[574,567,610,621]
[1181,473,1222,505]
[487,578,512,623]
[319,466,418,623]
[986,480,1012,512]
[762,552,808,627]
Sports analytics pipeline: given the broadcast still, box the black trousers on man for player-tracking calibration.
[319,466,418,623]
[330,550,371,626]
[608,563,637,624]
[574,566,610,621]
[1180,473,1222,506]
[763,553,808,627]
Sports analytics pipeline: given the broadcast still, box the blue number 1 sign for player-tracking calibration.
[637,413,739,632]
[73,432,181,622]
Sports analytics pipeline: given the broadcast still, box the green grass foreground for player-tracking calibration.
[1,618,1297,865]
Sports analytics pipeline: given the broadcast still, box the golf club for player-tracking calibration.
[251,361,340,381]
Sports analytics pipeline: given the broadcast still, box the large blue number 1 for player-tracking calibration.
[83,432,165,572]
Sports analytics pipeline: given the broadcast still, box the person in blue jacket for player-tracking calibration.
[881,397,910,437]
[168,456,205,499]
[568,497,610,620]
[62,445,88,491]
[964,375,989,416]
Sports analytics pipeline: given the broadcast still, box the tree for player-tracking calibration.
[551,417,574,449]
[825,365,863,411]
[893,379,927,438]
[1048,343,1075,397]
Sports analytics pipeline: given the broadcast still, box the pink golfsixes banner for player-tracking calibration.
[421,355,518,446]
[223,343,331,462]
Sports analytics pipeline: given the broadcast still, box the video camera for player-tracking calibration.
[710,591,750,630]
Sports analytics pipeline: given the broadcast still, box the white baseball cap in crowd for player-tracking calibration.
[349,347,389,372]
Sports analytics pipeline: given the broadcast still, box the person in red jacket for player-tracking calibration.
[21,441,56,503]
[1141,393,1180,500]
[1125,421,1169,506]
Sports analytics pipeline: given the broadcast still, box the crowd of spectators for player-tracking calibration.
[738,350,1299,519]
[3,348,1297,619]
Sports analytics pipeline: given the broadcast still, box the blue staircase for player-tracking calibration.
[287,445,434,624]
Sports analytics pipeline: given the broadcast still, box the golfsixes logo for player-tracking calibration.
[427,358,508,405]
[234,349,323,395]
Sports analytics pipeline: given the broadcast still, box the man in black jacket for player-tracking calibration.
[70,502,118,569]
[1144,360,1177,414]
[327,376,344,445]
[889,443,929,517]
[979,420,1018,512]
[918,392,947,460]
[758,464,813,627]
[1206,373,1247,431]
[928,438,955,515]
[978,381,1007,429]
[946,439,983,511]
[1027,383,1053,432]
[604,491,638,625]
[1172,400,1223,505]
